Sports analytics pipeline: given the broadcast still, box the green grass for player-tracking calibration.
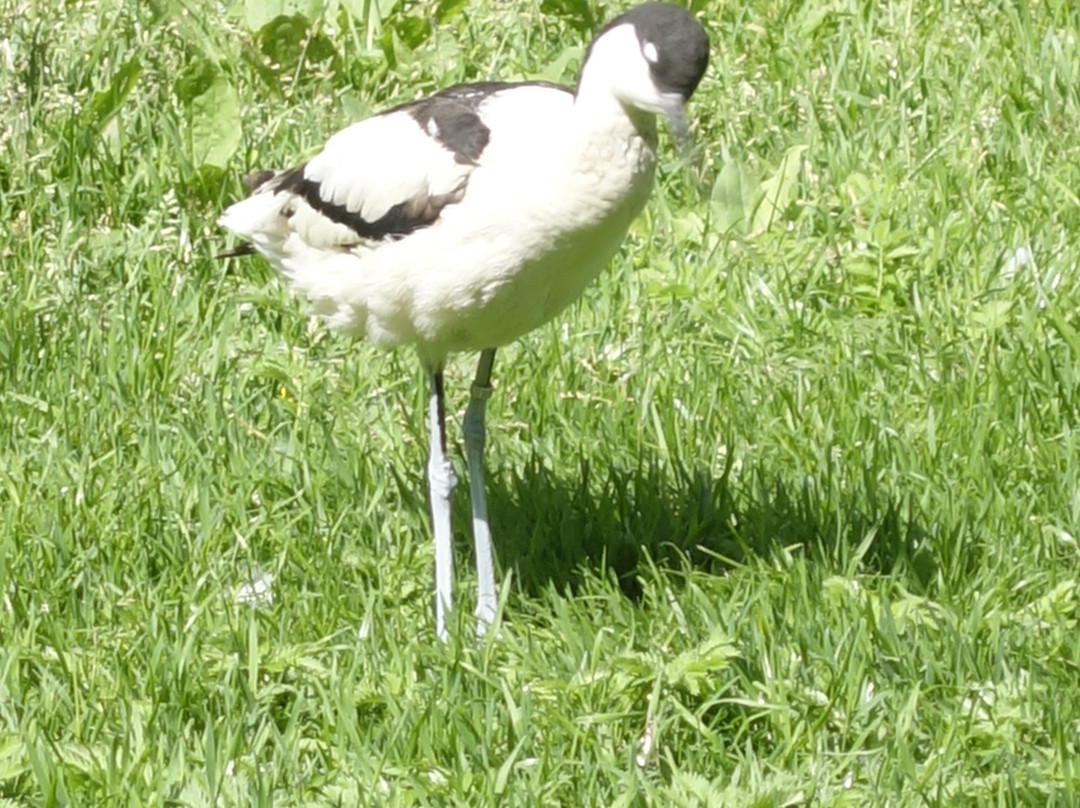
[2,0,1080,804]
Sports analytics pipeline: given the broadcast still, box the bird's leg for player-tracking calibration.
[427,367,457,641]
[462,348,497,633]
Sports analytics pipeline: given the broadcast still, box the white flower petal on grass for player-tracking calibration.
[236,567,274,607]
[358,614,372,640]
[0,39,14,71]
[635,717,656,768]
[999,244,1065,309]
[1000,244,1034,281]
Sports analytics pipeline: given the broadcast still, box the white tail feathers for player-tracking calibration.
[218,191,288,244]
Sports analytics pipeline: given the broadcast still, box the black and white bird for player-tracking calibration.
[219,2,709,639]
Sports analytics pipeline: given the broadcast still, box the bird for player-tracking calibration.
[218,2,710,640]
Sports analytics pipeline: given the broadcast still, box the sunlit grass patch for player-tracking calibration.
[1,0,1079,804]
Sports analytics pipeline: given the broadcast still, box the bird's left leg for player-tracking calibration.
[462,348,497,632]
[427,367,457,641]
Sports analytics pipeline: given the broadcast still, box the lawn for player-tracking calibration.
[1,0,1079,804]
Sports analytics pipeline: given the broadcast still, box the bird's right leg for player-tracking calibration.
[427,367,457,641]
[463,348,497,633]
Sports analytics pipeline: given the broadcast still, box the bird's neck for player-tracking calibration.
[552,81,658,231]
[572,75,658,148]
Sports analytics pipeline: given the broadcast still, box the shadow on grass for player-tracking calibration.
[481,453,944,600]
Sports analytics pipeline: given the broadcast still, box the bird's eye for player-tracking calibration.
[642,41,660,64]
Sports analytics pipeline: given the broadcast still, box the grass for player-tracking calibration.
[1,0,1079,803]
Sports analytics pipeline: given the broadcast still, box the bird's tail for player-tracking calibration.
[217,177,291,262]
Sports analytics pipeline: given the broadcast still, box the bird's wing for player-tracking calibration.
[219,93,492,252]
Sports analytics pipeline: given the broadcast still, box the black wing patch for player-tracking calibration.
[272,94,495,242]
[273,163,467,241]
[243,169,278,191]
[393,81,567,164]
[407,97,490,165]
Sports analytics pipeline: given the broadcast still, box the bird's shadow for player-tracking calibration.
[478,452,940,600]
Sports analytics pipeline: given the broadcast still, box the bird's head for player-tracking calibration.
[578,3,710,140]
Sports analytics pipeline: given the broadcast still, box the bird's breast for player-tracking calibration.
[407,123,657,351]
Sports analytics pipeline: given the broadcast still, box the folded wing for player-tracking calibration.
[219,92,492,255]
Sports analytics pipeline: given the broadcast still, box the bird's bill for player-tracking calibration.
[658,93,690,144]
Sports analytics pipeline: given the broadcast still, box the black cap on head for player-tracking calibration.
[615,3,710,100]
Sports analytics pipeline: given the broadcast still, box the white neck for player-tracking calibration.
[574,67,658,144]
